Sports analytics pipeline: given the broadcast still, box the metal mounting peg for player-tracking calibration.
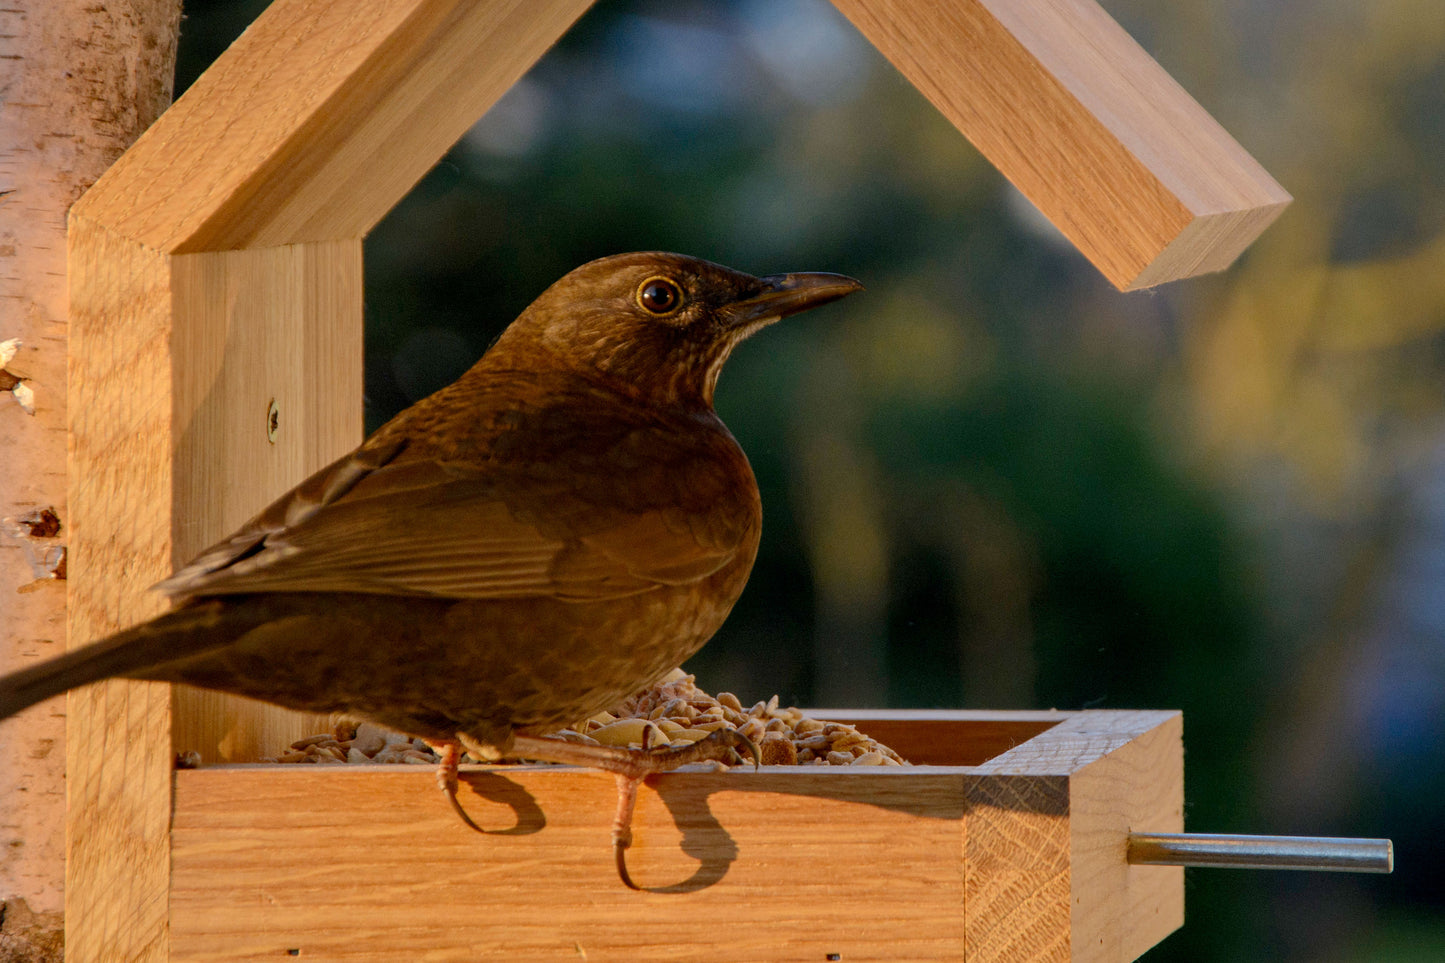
[1127,833,1393,873]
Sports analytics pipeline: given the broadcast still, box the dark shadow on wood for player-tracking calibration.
[443,760,1073,892]
[454,769,549,835]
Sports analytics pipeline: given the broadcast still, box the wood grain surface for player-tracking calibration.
[968,710,1184,962]
[172,765,970,961]
[162,711,1183,962]
[70,0,596,252]
[167,242,362,762]
[829,0,1290,289]
[66,218,179,963]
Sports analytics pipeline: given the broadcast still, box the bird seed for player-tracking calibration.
[263,668,911,770]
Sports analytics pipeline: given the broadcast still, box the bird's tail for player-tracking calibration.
[0,602,230,721]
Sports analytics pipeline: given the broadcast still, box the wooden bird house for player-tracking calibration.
[65,0,1285,959]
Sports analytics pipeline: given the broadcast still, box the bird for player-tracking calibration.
[0,251,860,888]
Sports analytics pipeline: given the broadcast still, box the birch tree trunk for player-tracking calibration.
[0,2,180,957]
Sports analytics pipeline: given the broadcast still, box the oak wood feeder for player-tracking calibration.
[65,0,1294,959]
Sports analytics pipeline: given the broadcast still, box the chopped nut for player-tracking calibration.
[349,725,388,757]
[591,717,669,748]
[759,734,797,766]
[373,747,407,764]
[289,734,334,750]
[798,734,830,753]
[736,718,766,743]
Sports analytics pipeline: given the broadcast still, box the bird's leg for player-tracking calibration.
[611,773,641,889]
[429,738,487,833]
[434,739,460,796]
[508,727,760,890]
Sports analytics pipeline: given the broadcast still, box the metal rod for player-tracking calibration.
[1127,833,1393,873]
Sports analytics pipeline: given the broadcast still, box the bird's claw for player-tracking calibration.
[614,838,638,891]
[673,724,759,772]
[737,729,762,771]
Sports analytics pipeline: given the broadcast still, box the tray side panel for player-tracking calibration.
[960,710,1183,962]
[170,766,966,962]
[968,710,1177,777]
[963,773,1070,962]
[816,710,1066,766]
[1070,713,1184,962]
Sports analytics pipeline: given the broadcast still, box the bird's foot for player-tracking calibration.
[509,727,760,890]
[508,725,759,776]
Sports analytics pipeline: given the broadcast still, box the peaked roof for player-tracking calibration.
[73,0,1288,290]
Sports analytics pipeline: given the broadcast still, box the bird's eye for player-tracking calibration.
[637,277,684,316]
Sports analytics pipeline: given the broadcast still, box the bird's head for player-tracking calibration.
[490,252,861,409]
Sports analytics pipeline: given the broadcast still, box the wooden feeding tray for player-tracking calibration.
[165,709,1182,961]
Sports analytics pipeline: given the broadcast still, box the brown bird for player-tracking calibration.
[0,251,859,887]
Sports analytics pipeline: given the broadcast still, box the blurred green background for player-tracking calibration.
[177,1,1443,959]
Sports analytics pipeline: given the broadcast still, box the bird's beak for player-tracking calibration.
[721,272,863,329]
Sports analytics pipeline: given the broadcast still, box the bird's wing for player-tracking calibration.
[155,437,410,596]
[154,439,741,603]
